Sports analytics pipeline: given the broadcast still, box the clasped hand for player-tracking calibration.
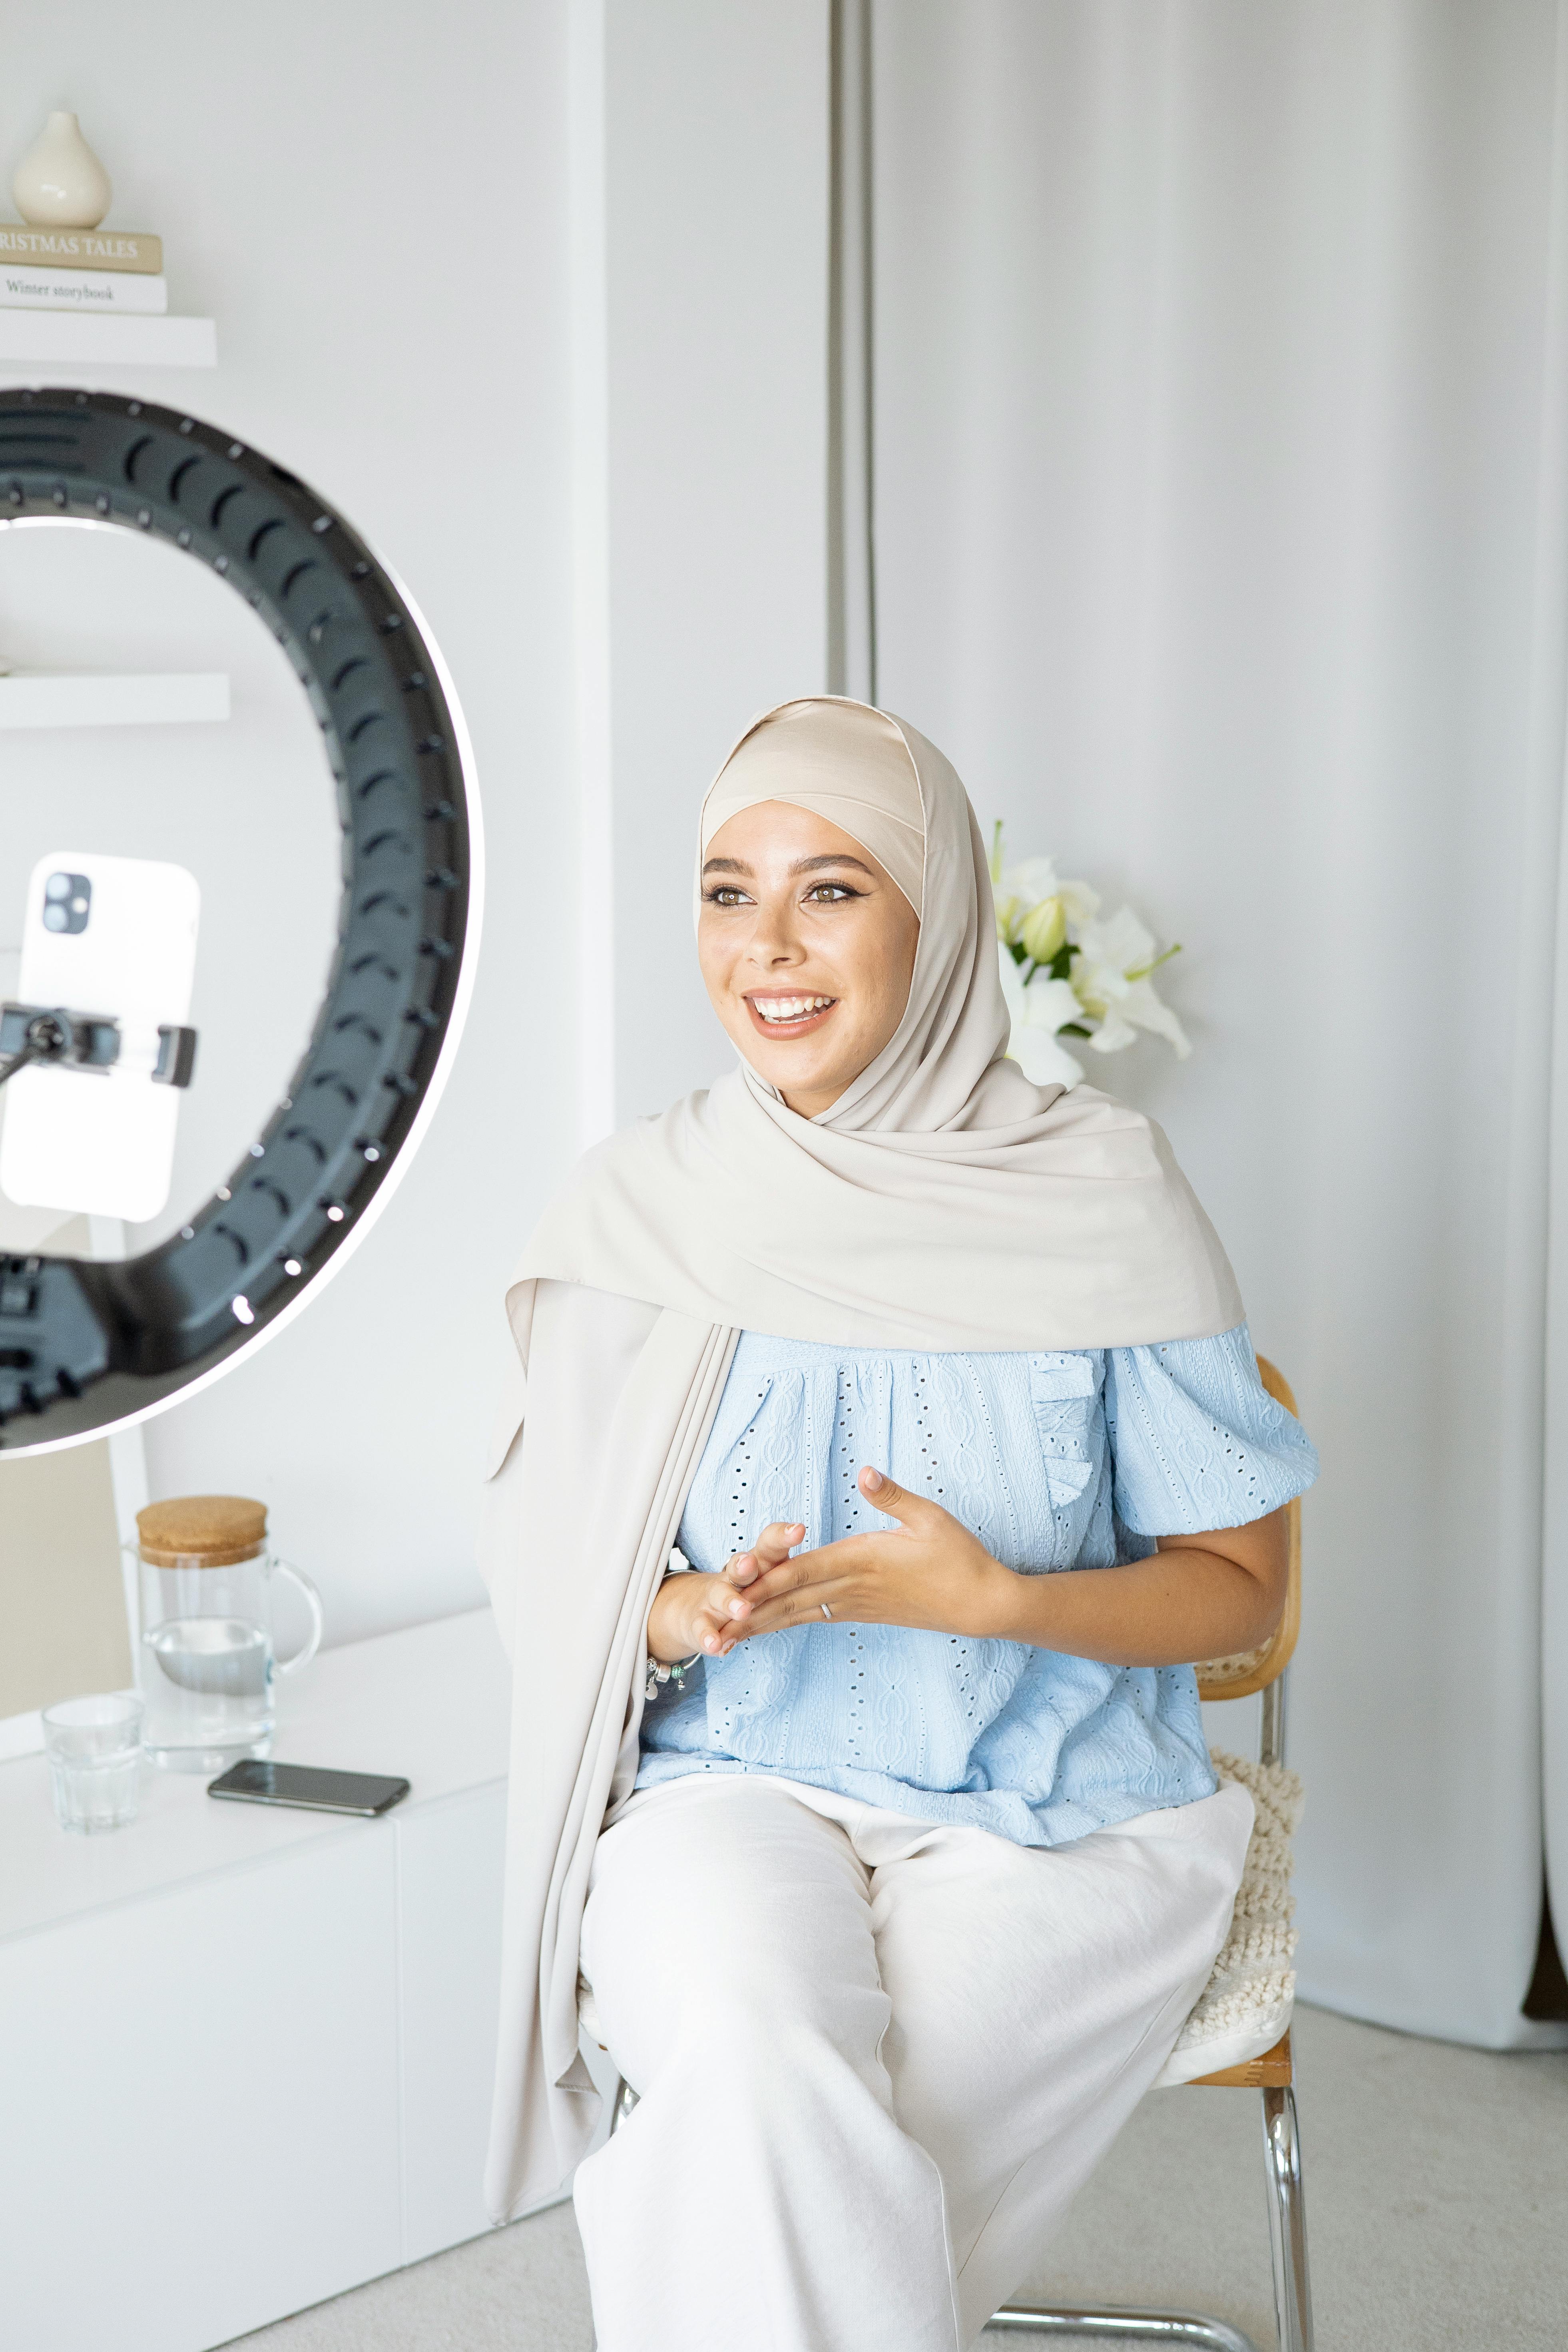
[645,1467,1018,1663]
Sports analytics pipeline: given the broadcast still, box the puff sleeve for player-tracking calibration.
[1104,1325,1317,1536]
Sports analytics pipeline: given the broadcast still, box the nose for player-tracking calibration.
[743,894,807,970]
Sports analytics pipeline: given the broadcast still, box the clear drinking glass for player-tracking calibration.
[42,1691,145,1833]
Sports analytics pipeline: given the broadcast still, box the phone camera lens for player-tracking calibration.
[41,872,91,932]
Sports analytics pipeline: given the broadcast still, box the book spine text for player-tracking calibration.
[0,227,162,275]
[0,268,168,316]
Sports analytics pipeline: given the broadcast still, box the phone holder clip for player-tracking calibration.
[0,1002,198,1090]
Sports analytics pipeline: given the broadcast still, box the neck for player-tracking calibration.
[777,1083,842,1119]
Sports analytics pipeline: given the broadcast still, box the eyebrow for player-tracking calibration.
[701,852,878,878]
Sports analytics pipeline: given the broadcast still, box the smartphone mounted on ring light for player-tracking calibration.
[0,850,200,1224]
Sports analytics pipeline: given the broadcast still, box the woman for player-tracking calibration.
[479,697,1316,2352]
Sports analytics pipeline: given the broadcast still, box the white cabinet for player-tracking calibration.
[0,1611,515,2352]
[396,1780,510,2264]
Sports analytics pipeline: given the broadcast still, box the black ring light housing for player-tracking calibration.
[0,388,476,1450]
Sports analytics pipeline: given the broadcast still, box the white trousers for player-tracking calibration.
[574,1772,1253,2352]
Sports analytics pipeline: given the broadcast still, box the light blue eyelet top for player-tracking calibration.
[636,1324,1317,1847]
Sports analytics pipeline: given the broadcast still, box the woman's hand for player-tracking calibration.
[645,1522,806,1663]
[716,1469,1290,1666]
[722,1471,1017,1640]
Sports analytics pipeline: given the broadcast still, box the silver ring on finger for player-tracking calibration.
[821,1601,833,1620]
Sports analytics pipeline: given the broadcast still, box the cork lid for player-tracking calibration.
[137,1495,268,1568]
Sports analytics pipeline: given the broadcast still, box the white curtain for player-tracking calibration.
[870,0,1568,2045]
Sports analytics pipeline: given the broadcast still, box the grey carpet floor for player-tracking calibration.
[228,2002,1568,2350]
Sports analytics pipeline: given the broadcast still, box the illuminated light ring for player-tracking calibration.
[0,388,482,1452]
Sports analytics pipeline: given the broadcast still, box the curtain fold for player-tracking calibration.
[871,0,1568,2045]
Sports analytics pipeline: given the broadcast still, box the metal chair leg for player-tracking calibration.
[984,2308,1264,2348]
[1261,2085,1313,2352]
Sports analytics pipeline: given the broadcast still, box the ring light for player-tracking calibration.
[0,388,481,1453]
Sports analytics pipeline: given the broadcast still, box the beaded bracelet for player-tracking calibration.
[644,1649,701,1703]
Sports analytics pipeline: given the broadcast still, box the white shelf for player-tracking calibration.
[0,311,216,367]
[0,670,230,729]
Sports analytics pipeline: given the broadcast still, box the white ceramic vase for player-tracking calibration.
[12,112,112,230]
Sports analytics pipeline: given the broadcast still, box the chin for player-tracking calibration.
[737,1038,823,1092]
[749,1047,817,1087]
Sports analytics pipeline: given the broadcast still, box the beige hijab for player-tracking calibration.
[517,697,1242,1350]
[479,697,1242,2221]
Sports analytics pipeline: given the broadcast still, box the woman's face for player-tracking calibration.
[698,800,920,1119]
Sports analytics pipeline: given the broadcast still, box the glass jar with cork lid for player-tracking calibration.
[130,1496,324,1772]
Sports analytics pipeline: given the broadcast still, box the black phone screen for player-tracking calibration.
[207,1759,411,1816]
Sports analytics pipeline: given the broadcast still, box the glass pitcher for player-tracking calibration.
[130,1495,323,1772]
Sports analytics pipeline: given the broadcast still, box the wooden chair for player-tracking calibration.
[985,1355,1313,2352]
[603,1358,1313,2352]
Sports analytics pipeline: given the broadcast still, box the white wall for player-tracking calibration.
[1,2,580,1643]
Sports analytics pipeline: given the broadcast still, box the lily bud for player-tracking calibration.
[1020,894,1067,964]
[993,892,1023,944]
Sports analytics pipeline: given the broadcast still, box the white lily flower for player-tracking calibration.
[1073,908,1191,1059]
[992,860,1054,948]
[997,855,1102,940]
[1024,973,1084,1036]
[1058,878,1102,930]
[999,854,1062,907]
[1019,893,1067,965]
[990,825,1191,1069]
[997,946,1086,1087]
[1075,906,1158,990]
[1092,975,1191,1059]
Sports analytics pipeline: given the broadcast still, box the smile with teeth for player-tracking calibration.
[749,993,837,1025]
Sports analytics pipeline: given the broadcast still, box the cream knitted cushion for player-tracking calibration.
[1152,1747,1303,2087]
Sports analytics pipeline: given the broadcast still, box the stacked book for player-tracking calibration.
[0,226,166,315]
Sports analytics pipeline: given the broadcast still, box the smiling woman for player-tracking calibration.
[478,695,1317,2352]
[698,802,920,1115]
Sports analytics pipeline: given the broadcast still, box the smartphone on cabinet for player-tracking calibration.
[207,1761,412,1817]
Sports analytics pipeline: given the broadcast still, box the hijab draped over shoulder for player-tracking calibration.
[479,698,1242,2221]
